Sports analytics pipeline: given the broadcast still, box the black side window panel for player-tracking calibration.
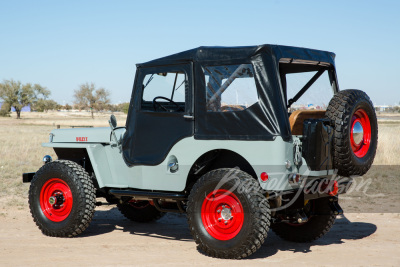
[122,64,193,166]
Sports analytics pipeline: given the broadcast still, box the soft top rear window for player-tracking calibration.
[279,60,336,111]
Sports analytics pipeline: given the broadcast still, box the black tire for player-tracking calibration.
[326,89,378,176]
[187,168,271,259]
[117,201,165,222]
[271,198,336,242]
[28,160,96,237]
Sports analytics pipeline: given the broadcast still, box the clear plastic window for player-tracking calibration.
[141,72,186,112]
[204,64,259,112]
[286,71,333,111]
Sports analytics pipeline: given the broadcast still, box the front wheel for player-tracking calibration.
[187,168,271,259]
[29,160,96,237]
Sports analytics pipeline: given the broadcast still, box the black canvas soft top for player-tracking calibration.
[137,45,336,67]
[122,44,339,166]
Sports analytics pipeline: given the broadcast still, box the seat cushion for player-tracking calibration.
[289,110,326,135]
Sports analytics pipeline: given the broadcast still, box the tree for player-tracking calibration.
[64,103,72,110]
[32,99,59,112]
[73,82,110,118]
[117,102,130,114]
[0,102,10,117]
[0,79,50,119]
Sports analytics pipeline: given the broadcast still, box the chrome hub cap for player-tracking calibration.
[352,121,364,145]
[221,207,233,220]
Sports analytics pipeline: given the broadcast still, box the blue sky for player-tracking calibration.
[0,0,399,105]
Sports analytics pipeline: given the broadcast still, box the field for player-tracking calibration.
[0,111,127,213]
[0,111,399,266]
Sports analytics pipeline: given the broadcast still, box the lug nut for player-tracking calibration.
[224,221,228,225]
[218,218,222,222]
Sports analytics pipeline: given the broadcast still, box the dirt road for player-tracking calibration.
[1,206,399,266]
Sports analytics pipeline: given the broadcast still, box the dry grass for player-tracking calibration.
[373,122,400,165]
[0,112,398,211]
[0,124,56,210]
[0,111,126,210]
[7,111,127,127]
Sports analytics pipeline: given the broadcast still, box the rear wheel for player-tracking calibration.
[29,160,96,237]
[117,200,165,222]
[271,198,336,242]
[187,168,270,259]
[326,89,378,176]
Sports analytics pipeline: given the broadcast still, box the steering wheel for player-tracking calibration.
[152,96,181,112]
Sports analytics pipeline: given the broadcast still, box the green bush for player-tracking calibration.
[121,102,129,114]
[0,103,10,117]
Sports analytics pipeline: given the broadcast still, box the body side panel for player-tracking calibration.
[43,136,330,192]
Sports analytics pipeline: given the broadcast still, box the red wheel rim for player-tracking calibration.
[201,189,244,241]
[350,108,371,158]
[40,178,73,222]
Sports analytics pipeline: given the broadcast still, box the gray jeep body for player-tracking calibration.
[35,45,340,196]
[25,45,379,259]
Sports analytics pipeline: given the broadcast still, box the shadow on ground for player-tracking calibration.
[250,215,377,259]
[82,208,377,259]
[82,207,192,241]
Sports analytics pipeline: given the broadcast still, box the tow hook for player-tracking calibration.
[329,198,343,215]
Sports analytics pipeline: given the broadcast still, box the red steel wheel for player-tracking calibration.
[350,108,371,158]
[29,160,96,237]
[201,189,244,241]
[326,89,378,176]
[39,178,73,222]
[187,169,271,259]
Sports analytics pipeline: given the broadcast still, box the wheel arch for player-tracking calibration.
[185,149,258,192]
[53,147,94,175]
[52,147,104,192]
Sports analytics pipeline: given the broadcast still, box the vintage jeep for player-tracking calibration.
[23,45,378,259]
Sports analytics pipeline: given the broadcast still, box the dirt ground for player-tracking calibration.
[0,206,399,267]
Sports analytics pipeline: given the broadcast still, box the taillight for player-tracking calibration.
[260,172,269,182]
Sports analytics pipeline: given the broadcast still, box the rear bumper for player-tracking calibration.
[22,172,35,183]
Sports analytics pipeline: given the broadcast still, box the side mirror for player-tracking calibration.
[109,114,117,129]
[109,114,119,146]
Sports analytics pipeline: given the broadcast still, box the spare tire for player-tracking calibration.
[326,89,378,176]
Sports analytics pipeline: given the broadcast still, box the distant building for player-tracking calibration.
[375,105,390,112]
[0,102,31,112]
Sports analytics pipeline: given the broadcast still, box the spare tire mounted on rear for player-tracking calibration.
[326,89,378,176]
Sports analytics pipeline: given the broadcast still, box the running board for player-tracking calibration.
[108,189,186,200]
